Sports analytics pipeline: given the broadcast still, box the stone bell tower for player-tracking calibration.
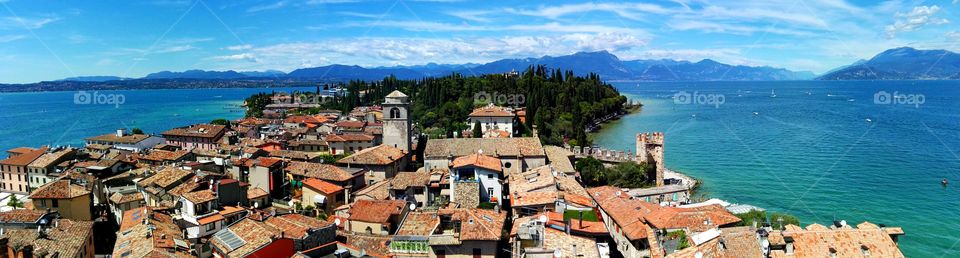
[383,90,411,152]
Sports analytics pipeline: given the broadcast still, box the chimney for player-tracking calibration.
[564,218,571,235]
[21,244,33,258]
[117,128,126,137]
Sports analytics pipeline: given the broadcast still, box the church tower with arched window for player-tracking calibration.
[383,90,411,152]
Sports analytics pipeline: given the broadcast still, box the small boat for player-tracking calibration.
[752,112,760,116]
[865,118,872,122]
[848,99,855,102]
[770,89,777,98]
[943,178,949,186]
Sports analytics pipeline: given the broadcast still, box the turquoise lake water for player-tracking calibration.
[0,82,957,256]
[594,81,960,257]
[0,87,310,151]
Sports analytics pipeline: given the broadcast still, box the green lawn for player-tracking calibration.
[563,210,599,222]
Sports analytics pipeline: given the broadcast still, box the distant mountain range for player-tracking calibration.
[35,47,960,86]
[52,51,814,82]
[818,47,960,80]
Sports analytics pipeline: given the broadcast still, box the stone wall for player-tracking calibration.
[454,181,480,208]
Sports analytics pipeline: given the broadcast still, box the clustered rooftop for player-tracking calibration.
[0,90,905,258]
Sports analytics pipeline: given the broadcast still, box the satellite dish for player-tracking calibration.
[538,215,548,223]
[334,218,341,226]
[478,149,483,154]
[553,249,562,258]
[695,252,703,258]
[409,203,417,211]
[253,202,259,209]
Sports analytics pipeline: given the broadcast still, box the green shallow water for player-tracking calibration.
[593,81,960,257]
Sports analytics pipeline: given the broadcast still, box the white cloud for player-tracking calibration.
[1,16,60,30]
[670,20,816,36]
[337,11,383,19]
[507,2,675,20]
[213,53,258,62]
[446,10,492,22]
[0,34,26,43]
[155,45,196,53]
[306,0,361,4]
[885,5,949,38]
[247,1,288,13]
[336,20,646,35]
[204,33,648,71]
[225,44,252,51]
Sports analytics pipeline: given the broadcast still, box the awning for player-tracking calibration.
[313,194,327,204]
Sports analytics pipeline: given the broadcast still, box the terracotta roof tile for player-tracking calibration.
[776,221,906,258]
[424,137,545,158]
[353,181,391,200]
[303,178,344,194]
[388,170,430,190]
[337,144,405,165]
[469,105,515,117]
[451,153,502,172]
[445,208,506,241]
[211,218,282,257]
[247,187,269,199]
[110,191,144,204]
[286,161,360,182]
[0,209,47,223]
[138,167,194,189]
[161,124,226,138]
[30,180,90,199]
[182,190,217,204]
[86,133,152,144]
[0,146,47,166]
[264,213,333,239]
[6,219,95,258]
[396,212,440,236]
[325,133,375,142]
[348,199,405,224]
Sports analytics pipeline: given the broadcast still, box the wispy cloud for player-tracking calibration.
[306,0,362,4]
[247,1,288,13]
[446,10,491,22]
[155,45,196,53]
[885,5,949,38]
[1,16,60,29]
[506,2,676,20]
[225,44,252,51]
[336,20,647,35]
[0,34,26,43]
[337,11,382,19]
[670,20,815,36]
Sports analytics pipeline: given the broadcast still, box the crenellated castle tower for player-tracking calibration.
[636,132,665,187]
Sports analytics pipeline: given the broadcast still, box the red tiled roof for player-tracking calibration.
[197,213,225,225]
[264,213,333,239]
[325,133,375,142]
[469,105,515,117]
[335,120,366,128]
[0,209,47,223]
[348,199,405,224]
[285,161,359,182]
[451,153,502,172]
[1,146,47,166]
[161,124,226,138]
[256,157,284,167]
[337,144,405,165]
[30,180,90,199]
[303,178,344,195]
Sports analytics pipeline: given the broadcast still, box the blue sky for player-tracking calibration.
[0,0,957,83]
